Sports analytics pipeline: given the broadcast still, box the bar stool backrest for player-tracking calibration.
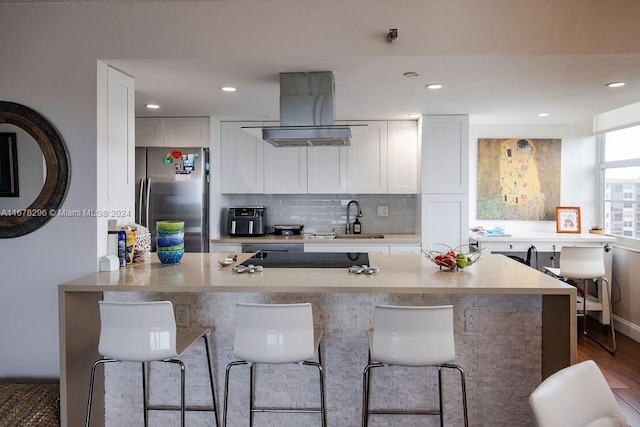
[98,301,178,362]
[233,303,315,364]
[559,246,606,280]
[529,360,629,427]
[371,305,455,367]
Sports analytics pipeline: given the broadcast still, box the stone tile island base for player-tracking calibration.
[103,292,541,427]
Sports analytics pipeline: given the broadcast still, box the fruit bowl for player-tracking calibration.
[424,245,481,271]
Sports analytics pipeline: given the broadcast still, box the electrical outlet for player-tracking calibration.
[175,304,190,327]
[377,205,389,217]
[465,309,480,332]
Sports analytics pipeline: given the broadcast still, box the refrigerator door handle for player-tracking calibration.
[137,178,145,225]
[145,178,151,228]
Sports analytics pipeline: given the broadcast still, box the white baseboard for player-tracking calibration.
[613,315,640,343]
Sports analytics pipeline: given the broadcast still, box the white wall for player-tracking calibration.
[469,119,597,233]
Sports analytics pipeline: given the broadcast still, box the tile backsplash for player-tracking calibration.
[226,194,417,234]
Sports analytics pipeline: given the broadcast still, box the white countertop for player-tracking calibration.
[60,252,574,296]
[211,233,421,244]
[470,231,616,243]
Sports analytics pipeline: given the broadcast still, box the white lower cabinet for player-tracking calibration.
[389,244,422,254]
[209,244,242,254]
[304,244,390,254]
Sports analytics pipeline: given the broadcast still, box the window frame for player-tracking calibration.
[598,121,640,249]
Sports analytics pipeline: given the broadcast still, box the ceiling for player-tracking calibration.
[109,53,640,126]
[94,0,640,127]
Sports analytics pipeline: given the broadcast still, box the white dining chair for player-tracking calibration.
[362,304,468,427]
[529,360,629,427]
[223,302,326,426]
[85,301,219,427]
[544,245,616,353]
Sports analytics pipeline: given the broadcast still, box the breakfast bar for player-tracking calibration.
[59,253,576,427]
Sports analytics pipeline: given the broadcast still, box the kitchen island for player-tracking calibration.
[60,253,575,427]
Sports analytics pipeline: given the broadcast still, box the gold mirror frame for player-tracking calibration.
[0,101,70,238]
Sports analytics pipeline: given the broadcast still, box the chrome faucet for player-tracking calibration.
[346,200,363,234]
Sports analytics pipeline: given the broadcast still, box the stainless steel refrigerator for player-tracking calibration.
[135,147,209,252]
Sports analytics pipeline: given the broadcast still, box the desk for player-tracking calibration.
[470,232,616,325]
[59,253,575,427]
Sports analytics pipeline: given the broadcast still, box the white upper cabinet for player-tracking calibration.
[221,122,264,193]
[264,144,308,194]
[135,118,163,147]
[162,117,210,147]
[421,115,469,193]
[347,121,388,193]
[307,145,348,193]
[135,117,210,148]
[387,121,418,194]
[219,120,418,195]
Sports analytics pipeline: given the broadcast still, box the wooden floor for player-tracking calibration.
[577,316,640,425]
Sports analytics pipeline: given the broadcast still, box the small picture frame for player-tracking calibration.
[555,206,581,233]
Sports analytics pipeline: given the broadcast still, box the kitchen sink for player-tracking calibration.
[334,233,385,239]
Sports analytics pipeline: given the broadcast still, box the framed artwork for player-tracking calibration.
[0,133,19,197]
[556,206,581,233]
[477,138,561,221]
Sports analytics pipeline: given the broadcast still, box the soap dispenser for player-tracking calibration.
[353,217,362,234]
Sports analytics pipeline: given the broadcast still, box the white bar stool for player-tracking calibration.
[544,246,616,354]
[222,302,326,426]
[362,304,468,427]
[85,301,219,427]
[529,360,629,427]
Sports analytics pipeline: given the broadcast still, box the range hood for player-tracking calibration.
[248,71,363,147]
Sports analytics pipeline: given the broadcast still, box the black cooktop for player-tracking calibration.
[240,251,369,268]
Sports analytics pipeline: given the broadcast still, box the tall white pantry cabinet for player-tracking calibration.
[420,115,470,250]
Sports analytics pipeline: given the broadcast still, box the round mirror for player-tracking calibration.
[0,101,70,238]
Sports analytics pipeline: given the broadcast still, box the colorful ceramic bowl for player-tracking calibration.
[156,243,185,252]
[156,220,185,232]
[157,235,184,247]
[157,249,184,265]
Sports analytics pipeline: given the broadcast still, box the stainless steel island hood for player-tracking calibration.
[246,71,364,147]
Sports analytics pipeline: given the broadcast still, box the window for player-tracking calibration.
[599,124,640,240]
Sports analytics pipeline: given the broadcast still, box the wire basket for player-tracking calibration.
[423,244,482,271]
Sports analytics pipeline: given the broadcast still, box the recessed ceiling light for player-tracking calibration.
[426,84,443,90]
[403,72,420,78]
[221,86,237,92]
[407,113,420,118]
[258,115,270,119]
[145,104,160,109]
[606,82,625,88]
[537,113,550,117]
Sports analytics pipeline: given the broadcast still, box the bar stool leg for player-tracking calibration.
[202,335,219,426]
[85,359,117,427]
[582,278,617,354]
[438,367,444,427]
[223,361,248,427]
[249,363,256,427]
[142,362,148,427]
[441,363,469,427]
[302,343,326,427]
[165,359,186,427]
